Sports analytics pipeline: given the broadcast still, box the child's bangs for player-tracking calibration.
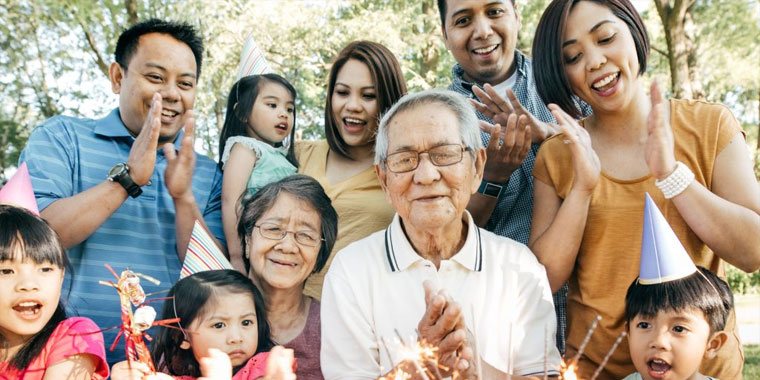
[0,206,67,268]
[625,269,730,332]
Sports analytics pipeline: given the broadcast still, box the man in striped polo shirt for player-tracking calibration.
[19,19,224,364]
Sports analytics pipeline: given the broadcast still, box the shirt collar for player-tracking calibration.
[93,108,134,138]
[384,211,483,272]
[451,50,527,92]
[94,108,185,150]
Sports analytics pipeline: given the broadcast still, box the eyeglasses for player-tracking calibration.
[255,223,323,247]
[384,144,469,173]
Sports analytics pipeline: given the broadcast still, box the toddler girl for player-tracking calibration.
[218,74,299,272]
[112,269,289,379]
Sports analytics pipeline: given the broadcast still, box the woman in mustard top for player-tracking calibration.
[297,41,407,299]
[528,1,760,379]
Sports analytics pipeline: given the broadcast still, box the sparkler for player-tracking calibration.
[99,264,180,373]
[590,331,627,380]
[570,315,602,368]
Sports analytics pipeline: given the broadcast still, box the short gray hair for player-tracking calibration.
[374,89,483,166]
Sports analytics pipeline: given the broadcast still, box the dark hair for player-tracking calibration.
[114,18,204,78]
[0,205,68,370]
[532,0,649,118]
[151,270,273,377]
[218,74,298,170]
[238,175,337,275]
[325,41,407,160]
[436,0,516,32]
[625,267,734,334]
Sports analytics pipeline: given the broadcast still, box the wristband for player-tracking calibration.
[654,161,694,199]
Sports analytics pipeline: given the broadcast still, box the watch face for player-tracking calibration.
[109,163,127,178]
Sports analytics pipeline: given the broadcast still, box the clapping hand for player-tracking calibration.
[127,93,162,186]
[164,109,197,203]
[417,281,475,377]
[548,104,600,194]
[644,81,677,180]
[478,116,531,184]
[471,84,557,144]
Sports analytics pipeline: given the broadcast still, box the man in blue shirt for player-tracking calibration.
[19,19,224,364]
[438,0,569,353]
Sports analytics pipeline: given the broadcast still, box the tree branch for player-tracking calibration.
[80,22,110,78]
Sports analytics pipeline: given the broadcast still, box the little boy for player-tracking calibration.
[622,194,734,380]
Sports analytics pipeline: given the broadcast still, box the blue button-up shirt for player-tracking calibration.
[448,51,570,353]
[19,108,224,364]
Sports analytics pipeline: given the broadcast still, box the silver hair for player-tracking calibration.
[374,89,483,166]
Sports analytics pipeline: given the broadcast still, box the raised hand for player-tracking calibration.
[549,104,600,194]
[127,93,162,186]
[478,115,531,184]
[471,84,557,143]
[164,110,197,202]
[417,281,473,377]
[263,346,297,380]
[198,348,232,380]
[644,81,677,180]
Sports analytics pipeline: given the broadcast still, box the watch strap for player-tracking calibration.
[477,180,503,198]
[109,163,143,198]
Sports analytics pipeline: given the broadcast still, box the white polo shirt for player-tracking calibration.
[321,212,561,379]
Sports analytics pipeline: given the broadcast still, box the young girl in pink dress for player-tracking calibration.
[0,204,109,379]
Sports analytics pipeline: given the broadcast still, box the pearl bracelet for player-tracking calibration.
[655,161,695,199]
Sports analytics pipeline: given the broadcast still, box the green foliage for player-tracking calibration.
[0,0,758,171]
[726,264,760,294]
[745,345,760,379]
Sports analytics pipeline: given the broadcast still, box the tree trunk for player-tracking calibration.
[419,0,440,86]
[126,0,138,26]
[654,0,701,99]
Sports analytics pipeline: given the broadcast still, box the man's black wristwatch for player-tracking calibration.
[107,163,142,198]
[477,180,504,198]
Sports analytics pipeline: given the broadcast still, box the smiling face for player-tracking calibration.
[330,59,379,149]
[562,1,641,114]
[187,291,259,369]
[247,81,295,146]
[376,102,485,233]
[0,252,64,348]
[110,32,198,144]
[442,0,520,85]
[247,193,322,291]
[628,308,725,380]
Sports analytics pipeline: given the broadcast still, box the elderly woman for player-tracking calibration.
[237,175,337,379]
[321,89,560,379]
[528,0,759,379]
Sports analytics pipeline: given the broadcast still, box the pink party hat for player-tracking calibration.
[638,193,697,284]
[180,220,233,278]
[0,162,39,215]
[236,32,272,79]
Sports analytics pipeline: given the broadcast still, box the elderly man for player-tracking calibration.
[321,89,560,379]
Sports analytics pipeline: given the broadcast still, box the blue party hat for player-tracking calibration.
[638,193,697,284]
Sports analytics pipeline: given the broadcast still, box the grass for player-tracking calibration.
[745,345,759,379]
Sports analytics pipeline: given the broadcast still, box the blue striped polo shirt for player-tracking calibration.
[19,108,224,364]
